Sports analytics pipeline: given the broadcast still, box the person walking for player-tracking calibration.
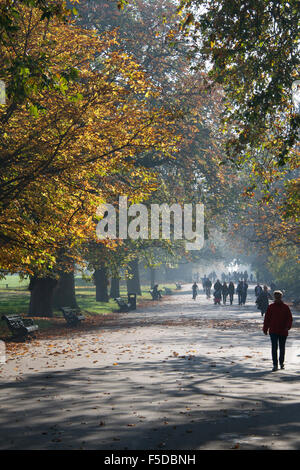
[192,282,198,300]
[241,280,248,305]
[228,282,235,305]
[213,279,222,305]
[205,278,212,298]
[221,282,228,305]
[255,283,263,298]
[263,290,293,371]
[256,285,272,316]
[236,280,243,305]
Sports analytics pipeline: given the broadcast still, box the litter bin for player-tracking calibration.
[128,293,136,310]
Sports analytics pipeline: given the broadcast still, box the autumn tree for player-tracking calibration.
[0,3,179,314]
[113,0,299,290]
[225,172,299,296]
[76,0,245,278]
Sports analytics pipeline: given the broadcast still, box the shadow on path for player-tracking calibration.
[1,352,299,450]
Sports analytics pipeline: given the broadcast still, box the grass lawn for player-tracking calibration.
[0,275,178,338]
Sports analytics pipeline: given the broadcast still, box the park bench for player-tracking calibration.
[114,293,136,312]
[1,314,38,340]
[149,289,162,300]
[60,307,85,326]
[163,287,172,295]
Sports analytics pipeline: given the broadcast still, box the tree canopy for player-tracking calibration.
[176,0,300,167]
[0,2,178,273]
[0,0,298,307]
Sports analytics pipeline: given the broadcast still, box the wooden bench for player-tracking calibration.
[60,307,85,326]
[164,287,172,295]
[1,314,38,340]
[114,294,136,312]
[114,297,131,312]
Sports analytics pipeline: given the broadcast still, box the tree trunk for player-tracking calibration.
[52,271,78,309]
[28,276,57,317]
[126,258,142,295]
[110,278,120,298]
[150,267,155,288]
[94,267,109,302]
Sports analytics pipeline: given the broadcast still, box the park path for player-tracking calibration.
[0,286,299,450]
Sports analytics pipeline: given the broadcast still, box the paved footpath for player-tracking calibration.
[0,286,299,450]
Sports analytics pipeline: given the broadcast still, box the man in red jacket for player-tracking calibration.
[263,290,293,371]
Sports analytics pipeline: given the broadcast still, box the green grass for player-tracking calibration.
[0,290,30,315]
[0,275,178,337]
[0,275,29,290]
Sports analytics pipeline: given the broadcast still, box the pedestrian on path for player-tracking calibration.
[236,280,243,305]
[221,282,228,304]
[205,278,212,299]
[255,283,263,298]
[228,282,235,305]
[241,280,248,305]
[256,285,272,316]
[213,279,222,305]
[263,290,293,371]
[192,282,198,300]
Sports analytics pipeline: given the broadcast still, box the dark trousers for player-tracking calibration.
[270,333,287,366]
[229,293,233,304]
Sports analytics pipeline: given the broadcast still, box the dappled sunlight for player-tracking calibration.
[1,289,299,450]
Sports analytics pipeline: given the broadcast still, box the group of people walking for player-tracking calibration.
[212,280,236,305]
[193,279,249,305]
[192,279,284,317]
[192,279,279,311]
[192,280,293,372]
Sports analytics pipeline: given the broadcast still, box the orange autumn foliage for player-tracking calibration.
[0,5,179,273]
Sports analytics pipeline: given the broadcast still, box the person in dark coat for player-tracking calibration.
[228,282,235,305]
[213,280,222,305]
[152,284,162,300]
[192,282,198,300]
[255,283,263,298]
[263,290,293,371]
[221,282,228,305]
[241,280,248,305]
[236,280,243,305]
[205,278,212,298]
[256,285,272,316]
